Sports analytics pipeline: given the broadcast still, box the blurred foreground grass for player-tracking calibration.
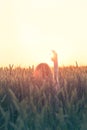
[0,66,87,130]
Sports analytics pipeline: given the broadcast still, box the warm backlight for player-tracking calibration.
[0,0,87,67]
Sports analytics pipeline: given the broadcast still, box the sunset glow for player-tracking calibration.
[0,0,87,67]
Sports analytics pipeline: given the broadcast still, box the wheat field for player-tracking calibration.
[0,65,87,130]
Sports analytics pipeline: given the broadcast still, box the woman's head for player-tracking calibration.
[34,63,53,84]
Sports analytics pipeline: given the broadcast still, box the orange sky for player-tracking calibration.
[0,0,87,67]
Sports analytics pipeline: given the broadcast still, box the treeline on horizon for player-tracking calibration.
[0,65,87,130]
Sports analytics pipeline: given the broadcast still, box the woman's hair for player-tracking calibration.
[34,63,53,83]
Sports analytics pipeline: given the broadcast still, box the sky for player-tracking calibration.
[0,0,87,67]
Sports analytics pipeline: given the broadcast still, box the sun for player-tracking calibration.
[17,22,75,67]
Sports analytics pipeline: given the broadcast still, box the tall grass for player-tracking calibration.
[0,66,87,130]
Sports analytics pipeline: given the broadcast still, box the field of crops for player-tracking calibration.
[0,65,87,130]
